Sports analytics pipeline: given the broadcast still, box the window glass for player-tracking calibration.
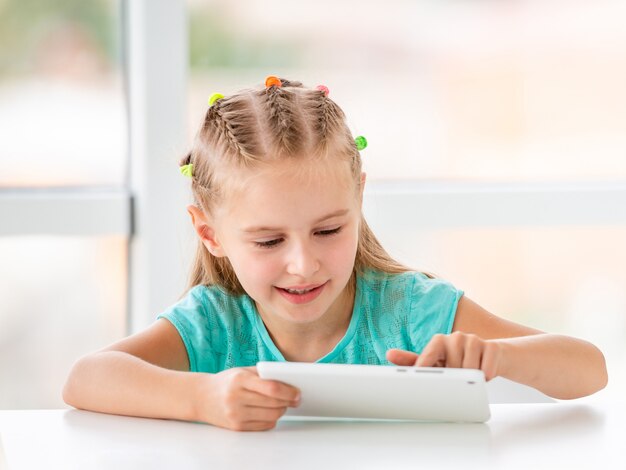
[0,0,126,187]
[0,236,127,409]
[187,0,626,182]
[373,225,626,364]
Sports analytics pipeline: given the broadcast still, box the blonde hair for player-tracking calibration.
[181,78,414,296]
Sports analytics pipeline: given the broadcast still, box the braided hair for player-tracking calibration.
[181,78,411,295]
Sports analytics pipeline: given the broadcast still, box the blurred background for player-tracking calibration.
[1,0,625,408]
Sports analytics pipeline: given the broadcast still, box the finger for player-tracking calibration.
[416,334,447,367]
[461,337,483,370]
[244,376,300,402]
[240,389,299,408]
[240,420,279,432]
[386,349,419,366]
[443,333,465,368]
[241,405,287,423]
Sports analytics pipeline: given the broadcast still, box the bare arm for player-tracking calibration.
[388,296,608,400]
[454,296,608,399]
[62,319,199,421]
[63,319,300,430]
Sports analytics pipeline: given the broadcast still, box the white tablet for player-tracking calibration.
[256,361,491,423]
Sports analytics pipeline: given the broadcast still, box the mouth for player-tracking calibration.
[275,281,328,304]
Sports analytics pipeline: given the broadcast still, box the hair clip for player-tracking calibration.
[208,93,224,106]
[355,136,367,151]
[316,85,329,97]
[180,163,194,178]
[265,75,282,88]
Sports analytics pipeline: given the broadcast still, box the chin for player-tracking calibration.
[279,304,330,324]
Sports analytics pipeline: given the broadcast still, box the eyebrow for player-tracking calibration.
[242,209,350,233]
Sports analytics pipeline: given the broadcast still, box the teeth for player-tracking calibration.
[284,287,314,294]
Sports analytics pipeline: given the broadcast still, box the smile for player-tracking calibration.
[275,282,327,304]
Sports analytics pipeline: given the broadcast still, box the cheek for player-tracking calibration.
[326,230,359,269]
[229,250,283,286]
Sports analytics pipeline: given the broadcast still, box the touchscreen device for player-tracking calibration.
[257,361,491,423]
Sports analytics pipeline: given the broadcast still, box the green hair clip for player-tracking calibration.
[355,136,367,151]
[180,163,194,178]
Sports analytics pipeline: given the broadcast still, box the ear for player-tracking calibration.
[187,205,226,257]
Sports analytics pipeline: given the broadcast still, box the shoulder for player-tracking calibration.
[411,271,461,296]
[359,269,461,299]
[358,268,421,292]
[158,284,253,330]
[156,285,255,373]
[172,284,246,315]
[357,269,463,315]
[405,272,464,324]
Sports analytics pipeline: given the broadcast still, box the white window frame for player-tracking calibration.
[1,0,625,335]
[363,181,626,229]
[125,0,189,332]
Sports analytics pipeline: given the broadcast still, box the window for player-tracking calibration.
[0,237,127,408]
[186,0,626,181]
[0,0,129,409]
[1,0,623,409]
[0,0,126,187]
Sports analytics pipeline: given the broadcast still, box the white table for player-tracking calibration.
[1,392,624,470]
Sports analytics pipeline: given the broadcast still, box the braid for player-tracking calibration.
[211,101,248,160]
[307,88,349,158]
[203,98,262,164]
[312,90,333,153]
[280,79,303,88]
[265,81,305,157]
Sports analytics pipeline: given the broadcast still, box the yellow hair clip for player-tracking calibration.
[180,163,194,178]
[208,93,224,106]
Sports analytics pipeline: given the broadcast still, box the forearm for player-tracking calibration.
[63,351,203,421]
[493,333,608,399]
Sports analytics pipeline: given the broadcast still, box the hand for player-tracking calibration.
[194,367,300,431]
[386,332,504,381]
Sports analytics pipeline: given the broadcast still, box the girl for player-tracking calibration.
[63,76,608,432]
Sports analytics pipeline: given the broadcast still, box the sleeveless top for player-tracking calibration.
[157,269,463,373]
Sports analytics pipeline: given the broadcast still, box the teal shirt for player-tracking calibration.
[157,270,463,373]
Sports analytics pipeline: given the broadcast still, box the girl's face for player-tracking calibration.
[209,159,363,326]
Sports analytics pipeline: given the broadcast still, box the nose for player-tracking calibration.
[285,239,320,279]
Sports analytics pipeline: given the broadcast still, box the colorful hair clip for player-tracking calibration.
[180,163,194,178]
[208,93,224,106]
[265,75,282,88]
[316,85,329,97]
[355,136,368,151]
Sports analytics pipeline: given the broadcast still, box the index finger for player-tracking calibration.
[416,334,447,368]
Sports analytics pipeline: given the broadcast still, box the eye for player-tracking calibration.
[317,226,342,236]
[254,238,283,249]
[253,227,342,250]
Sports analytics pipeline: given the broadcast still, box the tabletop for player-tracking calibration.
[1,390,624,470]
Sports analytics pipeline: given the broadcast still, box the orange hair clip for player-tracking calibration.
[265,75,282,88]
